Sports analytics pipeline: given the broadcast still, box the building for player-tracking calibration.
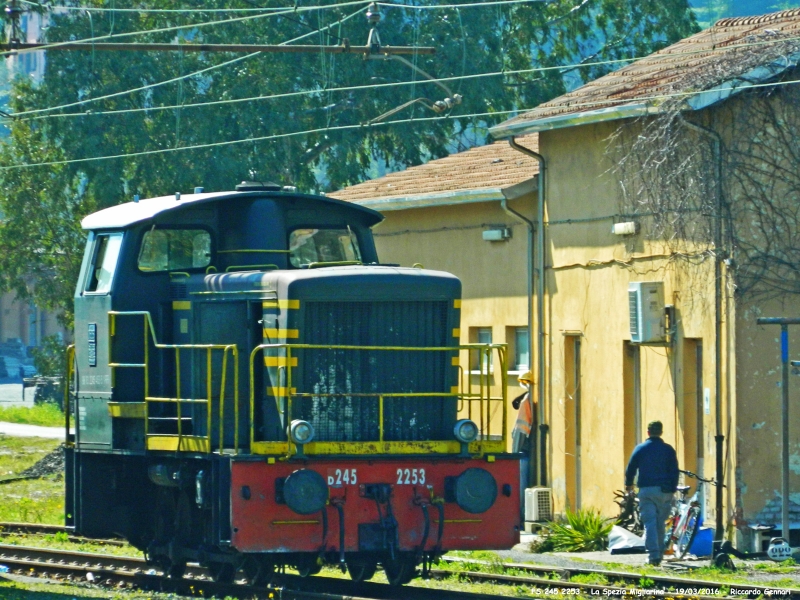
[335,9,800,549]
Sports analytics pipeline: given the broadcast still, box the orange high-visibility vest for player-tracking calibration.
[513,393,534,436]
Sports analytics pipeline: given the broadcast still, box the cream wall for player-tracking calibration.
[370,197,535,443]
[540,121,729,519]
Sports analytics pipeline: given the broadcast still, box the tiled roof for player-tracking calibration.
[329,134,538,203]
[492,9,800,136]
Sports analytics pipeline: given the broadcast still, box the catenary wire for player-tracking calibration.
[3,0,373,57]
[12,30,800,122]
[6,72,800,170]
[0,109,518,169]
[21,0,552,14]
[8,6,369,118]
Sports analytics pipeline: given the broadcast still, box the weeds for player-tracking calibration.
[0,404,64,427]
[546,508,614,552]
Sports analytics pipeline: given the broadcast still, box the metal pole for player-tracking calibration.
[759,316,800,545]
[782,325,790,543]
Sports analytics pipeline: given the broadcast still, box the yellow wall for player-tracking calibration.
[370,197,535,443]
[540,121,730,519]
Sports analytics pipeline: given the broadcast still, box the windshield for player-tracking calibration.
[289,228,362,267]
[138,228,211,272]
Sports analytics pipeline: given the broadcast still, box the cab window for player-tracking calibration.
[85,233,124,294]
[289,228,362,267]
[138,229,211,272]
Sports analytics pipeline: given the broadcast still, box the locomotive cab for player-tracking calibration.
[66,184,520,586]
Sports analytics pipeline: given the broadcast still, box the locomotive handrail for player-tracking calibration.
[249,342,507,457]
[107,310,240,454]
[64,344,75,448]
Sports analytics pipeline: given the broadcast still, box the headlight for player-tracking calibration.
[289,419,315,445]
[453,419,479,443]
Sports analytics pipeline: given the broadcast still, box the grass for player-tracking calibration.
[547,508,614,552]
[0,436,63,524]
[0,404,65,428]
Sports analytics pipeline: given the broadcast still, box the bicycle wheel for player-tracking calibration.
[674,506,701,558]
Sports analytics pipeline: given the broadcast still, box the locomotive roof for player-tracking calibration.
[81,190,384,230]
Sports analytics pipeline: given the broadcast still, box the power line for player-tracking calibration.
[12,31,800,122]
[2,0,373,57]
[8,6,370,118]
[6,72,800,170]
[0,109,517,170]
[20,0,549,14]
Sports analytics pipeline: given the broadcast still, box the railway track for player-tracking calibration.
[440,555,799,598]
[0,541,797,600]
[0,521,125,546]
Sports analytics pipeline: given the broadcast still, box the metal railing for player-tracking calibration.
[102,310,507,457]
[249,342,507,457]
[107,311,239,454]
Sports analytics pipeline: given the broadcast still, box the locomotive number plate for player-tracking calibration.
[396,468,426,485]
[327,468,357,487]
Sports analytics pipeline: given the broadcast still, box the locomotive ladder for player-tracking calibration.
[107,311,240,454]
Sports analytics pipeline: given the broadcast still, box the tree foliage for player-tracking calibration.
[0,0,697,324]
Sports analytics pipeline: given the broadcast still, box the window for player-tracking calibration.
[514,327,530,371]
[86,233,124,293]
[289,228,362,268]
[470,327,493,371]
[138,229,211,272]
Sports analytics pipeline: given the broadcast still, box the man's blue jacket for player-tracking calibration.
[625,436,679,491]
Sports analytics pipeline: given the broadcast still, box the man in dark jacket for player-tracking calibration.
[625,420,679,565]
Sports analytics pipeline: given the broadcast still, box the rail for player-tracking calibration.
[249,342,507,457]
[64,345,75,446]
[107,311,239,454]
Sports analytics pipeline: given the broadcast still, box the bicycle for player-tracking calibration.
[664,469,719,559]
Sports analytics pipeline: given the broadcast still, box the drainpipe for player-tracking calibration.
[507,136,548,486]
[500,191,535,486]
[683,119,725,545]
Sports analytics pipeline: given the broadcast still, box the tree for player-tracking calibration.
[612,36,800,299]
[0,0,697,324]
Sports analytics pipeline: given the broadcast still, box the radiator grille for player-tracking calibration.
[628,290,640,340]
[292,301,456,442]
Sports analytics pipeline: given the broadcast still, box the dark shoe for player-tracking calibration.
[648,559,661,566]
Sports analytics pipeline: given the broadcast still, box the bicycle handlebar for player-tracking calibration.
[680,469,723,486]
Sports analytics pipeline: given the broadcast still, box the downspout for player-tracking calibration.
[508,136,548,486]
[683,119,725,544]
[500,190,535,487]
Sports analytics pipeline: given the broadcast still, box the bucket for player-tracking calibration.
[689,527,714,557]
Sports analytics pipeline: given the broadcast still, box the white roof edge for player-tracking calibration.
[348,188,506,211]
[81,191,234,230]
[489,103,655,139]
[491,50,800,138]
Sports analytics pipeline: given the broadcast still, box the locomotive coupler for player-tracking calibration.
[361,483,398,559]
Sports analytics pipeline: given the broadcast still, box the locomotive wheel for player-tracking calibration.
[296,556,322,577]
[244,556,276,586]
[382,554,416,586]
[208,561,236,584]
[346,560,377,582]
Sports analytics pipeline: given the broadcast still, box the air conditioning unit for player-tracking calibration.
[628,282,666,343]
[525,487,552,522]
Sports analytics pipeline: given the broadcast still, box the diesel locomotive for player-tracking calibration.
[65,182,520,586]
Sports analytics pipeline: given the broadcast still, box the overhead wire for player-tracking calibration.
[0,109,518,170]
[7,72,800,170]
[12,30,800,122]
[8,5,370,118]
[3,0,373,57]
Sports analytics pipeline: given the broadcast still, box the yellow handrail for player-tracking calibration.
[108,311,239,454]
[249,342,507,457]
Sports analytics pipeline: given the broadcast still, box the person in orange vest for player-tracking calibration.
[512,371,536,453]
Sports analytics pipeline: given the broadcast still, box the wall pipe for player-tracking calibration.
[507,136,548,486]
[683,119,725,544]
[500,193,535,486]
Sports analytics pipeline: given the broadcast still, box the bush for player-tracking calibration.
[31,335,67,378]
[547,508,614,552]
